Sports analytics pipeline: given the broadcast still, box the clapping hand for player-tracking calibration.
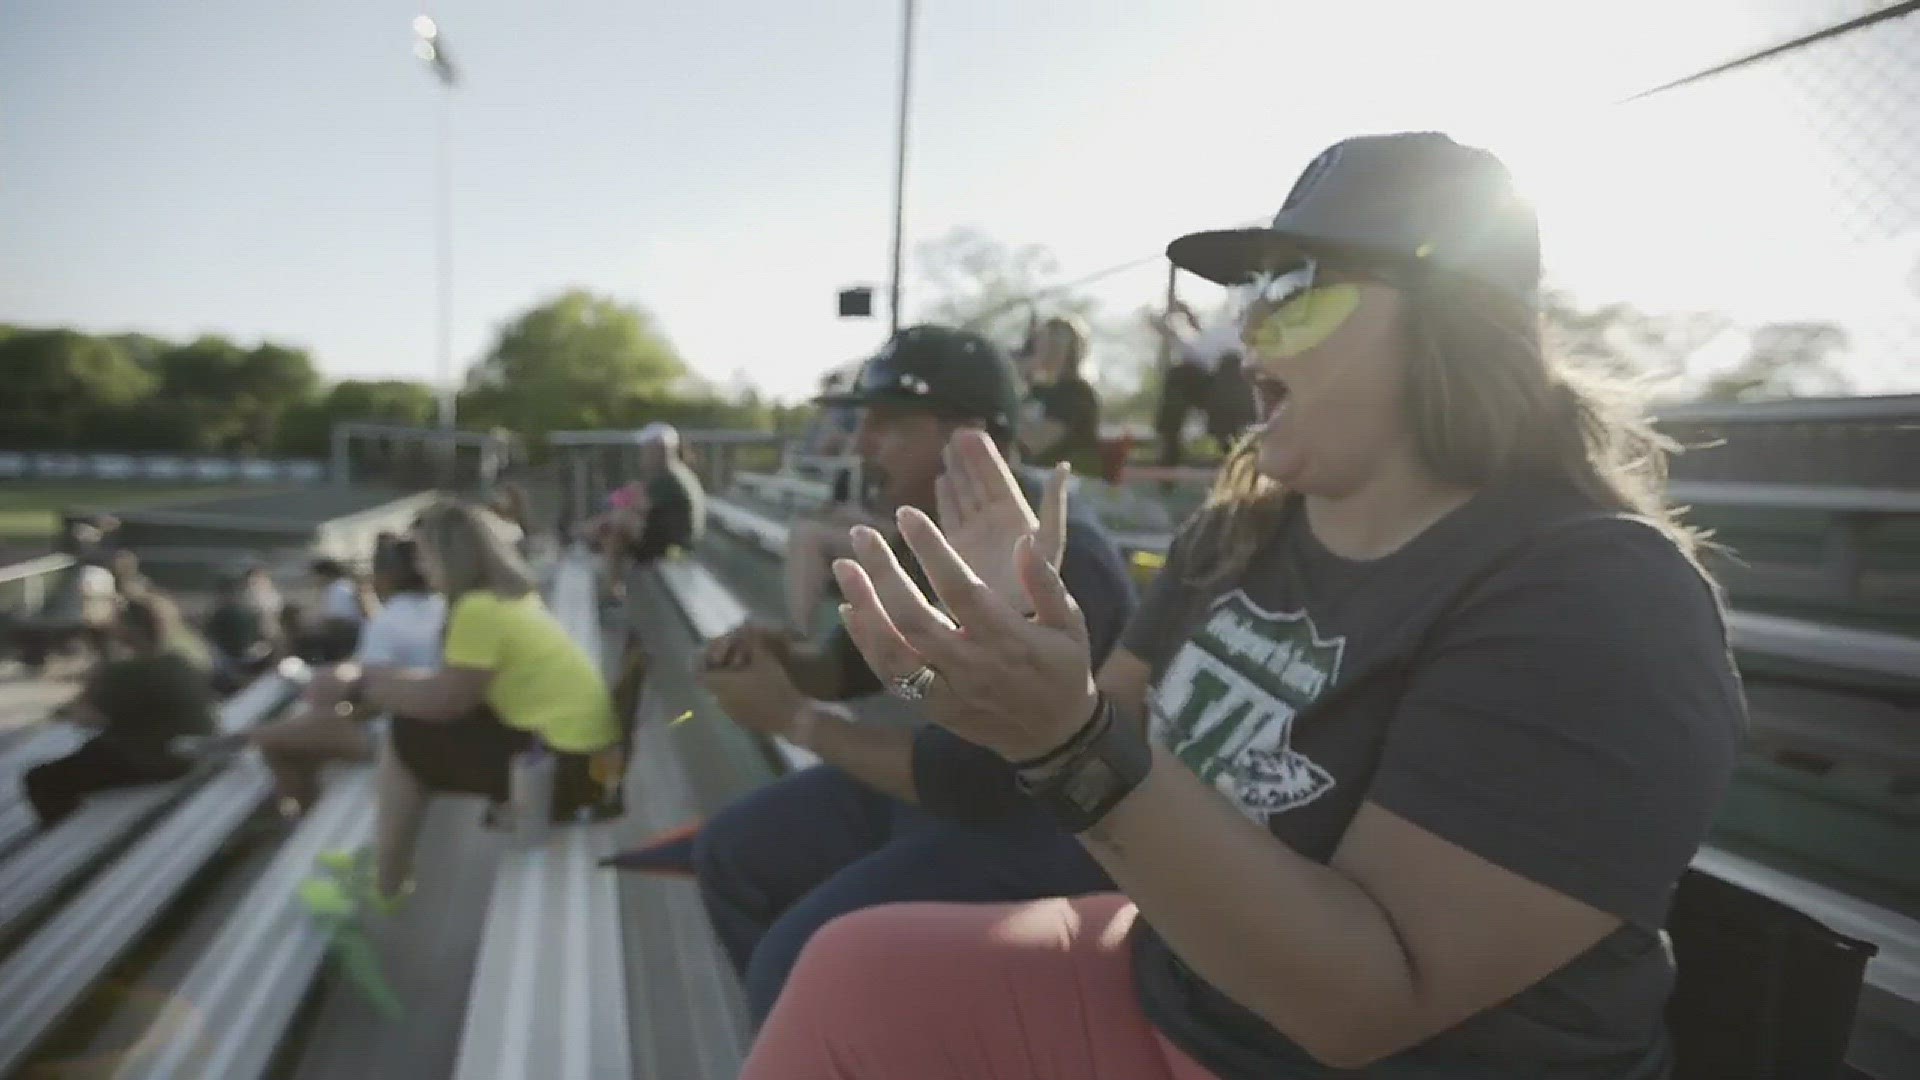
[933,431,1070,615]
[831,432,1097,763]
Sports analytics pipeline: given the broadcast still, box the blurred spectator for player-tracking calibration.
[244,564,285,630]
[252,538,445,815]
[204,568,282,692]
[1149,299,1258,467]
[1016,314,1103,474]
[587,423,707,610]
[303,557,369,663]
[21,593,216,825]
[487,486,533,553]
[625,423,705,563]
[488,481,534,558]
[694,325,1136,1022]
[300,502,619,911]
[110,549,151,600]
[13,526,121,669]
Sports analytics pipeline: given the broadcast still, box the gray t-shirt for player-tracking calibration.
[1122,480,1743,1079]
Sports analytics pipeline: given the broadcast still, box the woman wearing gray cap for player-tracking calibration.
[740,132,1743,1079]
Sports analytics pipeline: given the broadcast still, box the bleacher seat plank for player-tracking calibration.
[0,722,85,777]
[0,799,34,862]
[109,767,376,1080]
[453,552,633,1080]
[617,605,753,1077]
[0,756,279,1074]
[0,725,88,857]
[1668,480,1920,516]
[655,557,818,770]
[0,672,298,941]
[1728,609,1920,684]
[704,498,788,557]
[453,824,633,1080]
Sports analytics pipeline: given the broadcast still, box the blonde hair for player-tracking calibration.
[1182,274,1701,587]
[490,481,530,528]
[413,500,536,602]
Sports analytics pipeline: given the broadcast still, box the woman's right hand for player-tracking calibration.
[931,431,1069,615]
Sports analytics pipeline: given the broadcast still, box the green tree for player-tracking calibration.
[278,379,440,453]
[910,226,1099,342]
[0,329,154,447]
[152,336,319,449]
[1701,322,1852,402]
[464,288,689,440]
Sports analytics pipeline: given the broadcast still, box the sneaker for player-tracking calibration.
[298,874,357,920]
[313,848,413,916]
[296,877,405,1020]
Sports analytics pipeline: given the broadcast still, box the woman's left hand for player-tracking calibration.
[832,507,1098,763]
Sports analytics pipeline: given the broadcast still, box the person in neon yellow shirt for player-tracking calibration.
[307,501,617,909]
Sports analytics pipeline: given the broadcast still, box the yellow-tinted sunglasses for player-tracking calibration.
[1232,262,1363,361]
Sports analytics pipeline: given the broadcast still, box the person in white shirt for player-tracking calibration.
[1149,299,1258,467]
[304,557,371,663]
[253,540,446,815]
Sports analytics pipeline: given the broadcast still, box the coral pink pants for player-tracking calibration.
[741,893,1221,1080]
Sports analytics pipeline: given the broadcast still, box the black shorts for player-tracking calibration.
[390,708,532,802]
[389,708,628,817]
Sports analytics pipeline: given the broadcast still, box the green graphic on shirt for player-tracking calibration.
[1151,591,1346,823]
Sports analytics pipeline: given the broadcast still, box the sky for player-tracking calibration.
[4,0,1915,403]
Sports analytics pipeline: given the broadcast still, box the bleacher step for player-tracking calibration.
[109,767,376,1080]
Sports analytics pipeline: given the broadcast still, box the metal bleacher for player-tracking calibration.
[0,542,776,1077]
[113,768,377,1080]
[452,551,633,1080]
[0,662,308,1074]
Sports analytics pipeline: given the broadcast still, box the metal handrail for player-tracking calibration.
[1653,394,1920,426]
[0,554,77,616]
[0,554,75,586]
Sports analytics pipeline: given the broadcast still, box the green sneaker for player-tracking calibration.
[314,847,412,916]
[299,856,405,1019]
[298,875,356,919]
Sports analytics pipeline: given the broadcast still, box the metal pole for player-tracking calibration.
[886,0,917,335]
[1158,262,1177,376]
[436,86,456,430]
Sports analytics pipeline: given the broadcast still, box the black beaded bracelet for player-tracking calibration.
[1010,694,1109,771]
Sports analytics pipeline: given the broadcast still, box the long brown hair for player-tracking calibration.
[1180,273,1701,587]
[413,500,536,602]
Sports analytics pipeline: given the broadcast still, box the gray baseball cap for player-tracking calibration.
[1167,132,1540,298]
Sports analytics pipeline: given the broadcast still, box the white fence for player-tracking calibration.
[0,452,325,485]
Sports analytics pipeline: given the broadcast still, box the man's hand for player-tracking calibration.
[304,663,358,709]
[701,621,798,674]
[700,633,806,739]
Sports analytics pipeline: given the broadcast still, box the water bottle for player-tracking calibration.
[509,745,555,845]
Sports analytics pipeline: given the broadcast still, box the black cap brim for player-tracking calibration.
[1166,228,1315,287]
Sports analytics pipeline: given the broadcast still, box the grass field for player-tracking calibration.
[0,482,272,540]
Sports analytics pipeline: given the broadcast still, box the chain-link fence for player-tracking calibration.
[1546,2,1919,400]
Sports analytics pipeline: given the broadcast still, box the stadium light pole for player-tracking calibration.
[413,15,460,431]
[886,0,917,335]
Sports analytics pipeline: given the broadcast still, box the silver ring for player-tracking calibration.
[889,665,937,701]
